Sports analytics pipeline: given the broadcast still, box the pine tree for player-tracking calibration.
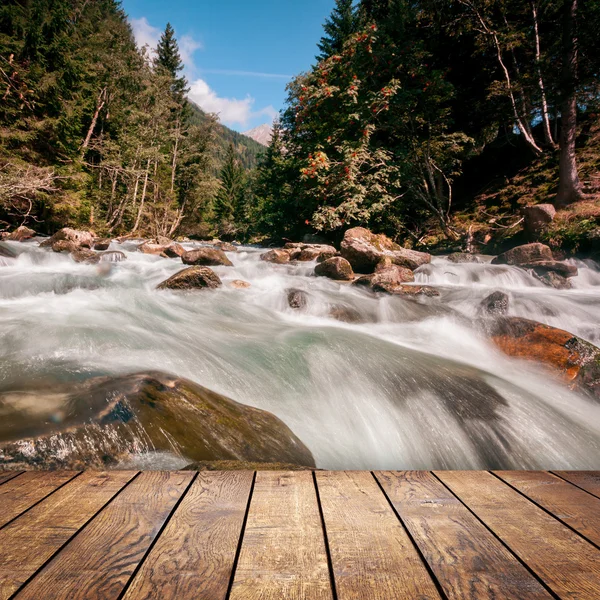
[316,0,357,61]
[154,22,187,101]
[214,143,245,225]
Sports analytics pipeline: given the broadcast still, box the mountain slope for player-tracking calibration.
[243,124,273,146]
[187,102,265,171]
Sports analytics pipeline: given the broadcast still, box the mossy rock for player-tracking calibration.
[0,372,315,469]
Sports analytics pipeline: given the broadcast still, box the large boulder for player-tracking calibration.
[157,266,222,290]
[484,317,600,399]
[340,227,431,272]
[492,243,553,266]
[182,247,233,267]
[6,225,36,242]
[51,239,79,253]
[0,371,316,469]
[523,204,556,234]
[260,249,291,264]
[40,228,94,250]
[314,256,354,281]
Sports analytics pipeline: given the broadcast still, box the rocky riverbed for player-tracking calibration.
[1,227,600,470]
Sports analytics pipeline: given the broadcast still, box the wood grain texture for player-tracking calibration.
[15,471,193,600]
[375,471,551,599]
[496,471,600,547]
[229,471,333,600]
[317,471,440,600]
[0,471,79,528]
[553,471,600,499]
[0,471,22,486]
[123,471,253,600]
[436,470,600,599]
[0,470,135,600]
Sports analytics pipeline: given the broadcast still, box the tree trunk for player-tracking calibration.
[170,119,180,194]
[132,160,151,233]
[556,0,584,206]
[531,1,556,148]
[80,87,107,158]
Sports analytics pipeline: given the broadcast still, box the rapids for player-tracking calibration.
[1,238,600,470]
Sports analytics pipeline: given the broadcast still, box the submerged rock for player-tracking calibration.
[260,249,291,264]
[522,260,578,278]
[182,247,233,267]
[533,271,572,290]
[157,266,222,290]
[100,250,127,263]
[480,291,509,315]
[0,371,316,469]
[484,316,600,399]
[340,227,430,272]
[93,239,111,251]
[314,256,354,281]
[492,242,553,266]
[71,249,101,264]
[5,226,36,242]
[0,242,17,259]
[285,242,337,262]
[287,288,308,309]
[329,305,364,323]
[447,253,481,264]
[390,285,440,298]
[230,279,251,289]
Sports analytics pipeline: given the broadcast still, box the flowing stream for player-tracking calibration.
[1,239,600,470]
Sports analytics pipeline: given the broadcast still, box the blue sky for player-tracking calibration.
[122,0,335,132]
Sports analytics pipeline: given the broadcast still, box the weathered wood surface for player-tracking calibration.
[0,470,598,600]
[0,471,78,528]
[317,470,440,599]
[123,471,253,600]
[375,470,551,599]
[436,470,600,600]
[229,471,333,600]
[553,470,600,499]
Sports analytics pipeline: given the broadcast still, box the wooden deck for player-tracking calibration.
[0,471,599,599]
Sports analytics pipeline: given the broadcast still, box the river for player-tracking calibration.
[1,239,600,470]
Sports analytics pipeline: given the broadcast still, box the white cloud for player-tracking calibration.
[131,17,161,54]
[201,69,292,80]
[189,78,277,128]
[130,17,277,129]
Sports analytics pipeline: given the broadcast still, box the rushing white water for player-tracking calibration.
[1,239,600,469]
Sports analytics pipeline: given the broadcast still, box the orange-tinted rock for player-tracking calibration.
[157,266,222,290]
[230,279,251,289]
[6,226,36,241]
[485,317,600,398]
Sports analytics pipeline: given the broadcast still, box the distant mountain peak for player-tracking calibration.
[243,123,273,146]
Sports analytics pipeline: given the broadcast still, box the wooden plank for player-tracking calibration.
[123,471,253,600]
[0,471,23,486]
[375,471,551,599]
[229,471,333,600]
[317,471,440,600]
[0,470,135,600]
[436,470,600,599]
[496,471,600,547]
[15,471,193,600]
[0,471,78,528]
[553,471,600,499]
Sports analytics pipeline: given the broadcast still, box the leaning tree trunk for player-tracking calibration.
[556,0,584,206]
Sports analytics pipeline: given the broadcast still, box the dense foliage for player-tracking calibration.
[0,1,261,237]
[247,0,600,245]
